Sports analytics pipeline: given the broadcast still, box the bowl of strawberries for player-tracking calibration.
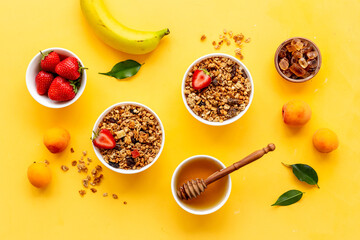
[26,47,87,108]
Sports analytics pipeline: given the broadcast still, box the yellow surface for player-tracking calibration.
[1,0,360,239]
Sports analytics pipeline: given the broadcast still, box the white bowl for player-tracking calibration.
[181,53,254,126]
[92,102,165,174]
[26,47,87,108]
[171,155,232,215]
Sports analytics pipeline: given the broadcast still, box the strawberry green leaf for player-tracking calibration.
[99,60,141,80]
[272,190,304,206]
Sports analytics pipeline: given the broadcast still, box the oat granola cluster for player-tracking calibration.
[184,57,252,122]
[97,105,162,170]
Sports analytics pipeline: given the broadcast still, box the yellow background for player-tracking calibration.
[1,0,360,239]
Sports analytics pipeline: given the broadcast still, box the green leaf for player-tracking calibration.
[272,190,304,206]
[282,163,319,188]
[99,60,141,80]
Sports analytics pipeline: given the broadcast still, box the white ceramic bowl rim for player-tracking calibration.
[171,155,232,215]
[25,47,87,108]
[92,102,165,174]
[181,53,254,126]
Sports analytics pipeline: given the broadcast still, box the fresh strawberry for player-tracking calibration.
[131,149,140,158]
[35,70,54,95]
[192,69,212,90]
[92,129,116,149]
[55,57,84,80]
[40,51,60,73]
[48,76,77,101]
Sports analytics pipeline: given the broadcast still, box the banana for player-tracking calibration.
[80,0,170,55]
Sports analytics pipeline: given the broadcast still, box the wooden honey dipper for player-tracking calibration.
[177,143,276,200]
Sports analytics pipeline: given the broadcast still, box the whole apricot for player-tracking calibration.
[313,128,339,153]
[43,127,70,153]
[282,100,312,127]
[27,162,52,188]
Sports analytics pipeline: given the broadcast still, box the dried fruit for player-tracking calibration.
[131,149,140,158]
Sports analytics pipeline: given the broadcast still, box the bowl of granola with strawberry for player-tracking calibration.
[182,53,253,126]
[92,102,165,174]
[26,47,86,108]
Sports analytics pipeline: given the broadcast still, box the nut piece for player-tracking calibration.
[61,165,69,172]
[90,188,97,193]
[72,160,77,166]
[79,190,86,197]
[200,35,206,41]
[112,194,118,199]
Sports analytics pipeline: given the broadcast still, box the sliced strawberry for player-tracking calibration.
[40,51,60,73]
[92,129,116,149]
[131,149,140,158]
[192,69,212,90]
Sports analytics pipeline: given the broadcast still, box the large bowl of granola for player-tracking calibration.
[182,53,254,126]
[92,102,165,174]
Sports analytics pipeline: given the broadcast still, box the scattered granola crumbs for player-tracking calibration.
[112,194,118,199]
[123,201,127,205]
[208,30,250,59]
[79,190,86,197]
[61,165,69,172]
[91,174,103,186]
[72,160,77,166]
[200,35,206,41]
[70,148,74,153]
[77,163,88,173]
[95,165,102,171]
[80,156,84,161]
[91,168,98,177]
[82,178,89,188]
[90,188,97,193]
[82,151,87,156]
[87,157,92,162]
[103,193,108,197]
[44,160,49,165]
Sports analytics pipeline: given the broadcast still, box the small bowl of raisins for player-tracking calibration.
[275,37,322,83]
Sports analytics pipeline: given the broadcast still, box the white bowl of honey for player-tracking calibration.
[171,155,231,215]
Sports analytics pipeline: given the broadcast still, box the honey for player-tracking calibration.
[175,157,229,211]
